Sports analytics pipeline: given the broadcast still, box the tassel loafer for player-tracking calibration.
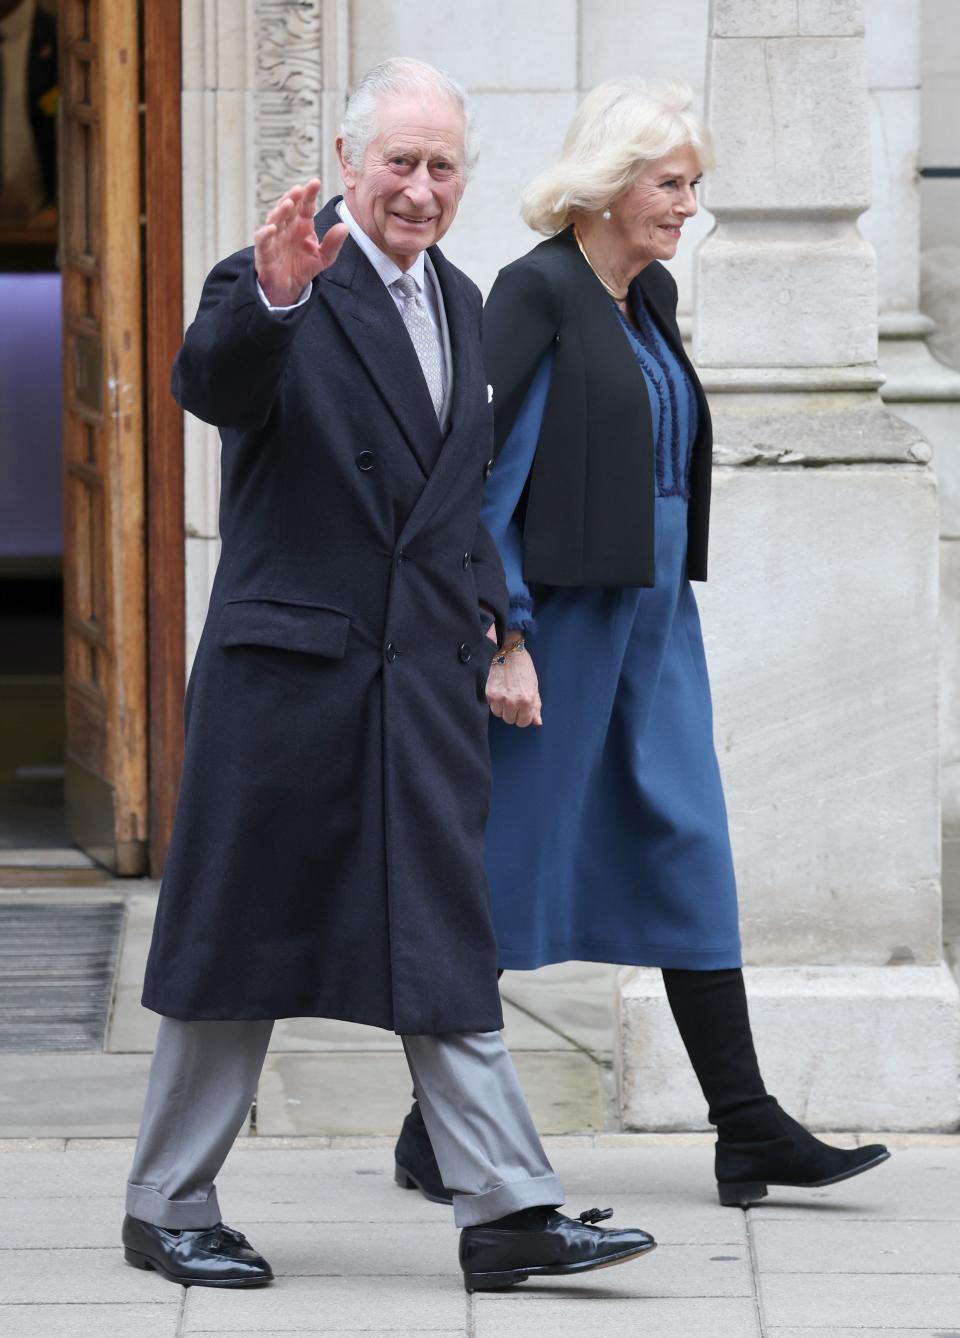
[122,1214,274,1287]
[460,1207,656,1293]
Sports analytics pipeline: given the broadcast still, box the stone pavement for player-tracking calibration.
[0,881,618,1139]
[2,1134,960,1337]
[3,872,960,1334]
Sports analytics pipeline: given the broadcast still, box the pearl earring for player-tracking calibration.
[602,208,612,220]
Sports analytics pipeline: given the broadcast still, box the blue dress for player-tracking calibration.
[481,291,742,970]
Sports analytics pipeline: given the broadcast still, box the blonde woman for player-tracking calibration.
[395,81,889,1209]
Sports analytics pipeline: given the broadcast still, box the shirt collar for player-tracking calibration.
[336,198,427,295]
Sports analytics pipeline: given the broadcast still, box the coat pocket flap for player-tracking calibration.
[218,599,351,658]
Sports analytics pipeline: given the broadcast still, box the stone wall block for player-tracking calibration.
[181,0,207,90]
[695,232,876,366]
[349,0,577,90]
[617,964,960,1130]
[921,0,960,75]
[865,0,919,87]
[712,0,799,37]
[697,464,941,963]
[799,0,864,37]
[444,92,578,298]
[185,537,222,674]
[581,0,710,89]
[183,414,221,544]
[713,0,862,39]
[705,38,870,213]
[216,0,253,89]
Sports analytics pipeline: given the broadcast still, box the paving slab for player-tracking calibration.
[752,1216,960,1273]
[753,1148,960,1221]
[473,1295,761,1337]
[256,1050,604,1137]
[6,1193,132,1248]
[268,999,574,1053]
[182,1274,467,1332]
[0,1056,152,1136]
[218,1219,458,1276]
[0,848,96,869]
[768,1331,960,1337]
[106,894,161,1054]
[760,1272,960,1329]
[0,1303,182,1337]
[3,1143,960,1336]
[501,962,618,1057]
[0,1248,178,1305]
[1,1148,133,1198]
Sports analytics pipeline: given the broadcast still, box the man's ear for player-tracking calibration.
[336,136,356,190]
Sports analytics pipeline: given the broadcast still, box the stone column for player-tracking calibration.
[860,0,960,838]
[615,0,960,1130]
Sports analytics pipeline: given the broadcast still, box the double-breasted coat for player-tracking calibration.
[141,198,508,1035]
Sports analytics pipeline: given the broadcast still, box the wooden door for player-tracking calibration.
[60,0,147,874]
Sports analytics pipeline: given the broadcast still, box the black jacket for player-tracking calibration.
[483,227,713,587]
[142,199,507,1033]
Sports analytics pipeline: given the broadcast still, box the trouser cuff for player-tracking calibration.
[125,1181,222,1230]
[452,1172,565,1228]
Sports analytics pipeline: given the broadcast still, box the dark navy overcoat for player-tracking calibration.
[141,198,508,1034]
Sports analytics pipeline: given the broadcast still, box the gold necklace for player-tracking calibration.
[573,226,629,302]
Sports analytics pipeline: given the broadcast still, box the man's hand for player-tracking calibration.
[254,179,349,307]
[487,635,542,728]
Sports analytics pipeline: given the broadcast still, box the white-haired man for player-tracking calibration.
[120,58,655,1293]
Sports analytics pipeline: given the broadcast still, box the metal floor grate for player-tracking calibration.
[0,903,125,1052]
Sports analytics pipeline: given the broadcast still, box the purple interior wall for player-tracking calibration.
[0,272,63,558]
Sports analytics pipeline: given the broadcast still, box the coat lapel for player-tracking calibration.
[313,200,442,478]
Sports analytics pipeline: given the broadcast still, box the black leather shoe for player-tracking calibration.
[394,1100,453,1205]
[716,1107,890,1206]
[122,1214,274,1287]
[460,1207,656,1292]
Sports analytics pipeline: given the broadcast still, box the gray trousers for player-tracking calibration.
[126,1019,564,1228]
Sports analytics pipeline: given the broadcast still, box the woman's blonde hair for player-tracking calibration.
[520,80,713,236]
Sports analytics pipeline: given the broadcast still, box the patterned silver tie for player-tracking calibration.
[394,273,444,420]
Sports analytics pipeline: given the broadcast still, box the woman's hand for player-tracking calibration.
[487,635,543,728]
[254,179,348,307]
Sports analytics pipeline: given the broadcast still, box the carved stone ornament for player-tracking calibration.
[253,0,324,219]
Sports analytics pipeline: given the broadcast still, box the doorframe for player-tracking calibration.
[143,3,185,878]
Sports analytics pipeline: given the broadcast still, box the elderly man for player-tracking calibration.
[121,59,655,1294]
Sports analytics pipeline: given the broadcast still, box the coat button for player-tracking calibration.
[385,643,398,662]
[357,451,375,471]
[484,457,494,478]
[462,551,471,569]
[458,643,472,664]
[396,547,406,567]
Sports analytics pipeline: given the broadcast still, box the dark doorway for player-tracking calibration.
[0,0,66,856]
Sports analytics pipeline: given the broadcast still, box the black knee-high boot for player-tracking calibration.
[661,968,890,1206]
